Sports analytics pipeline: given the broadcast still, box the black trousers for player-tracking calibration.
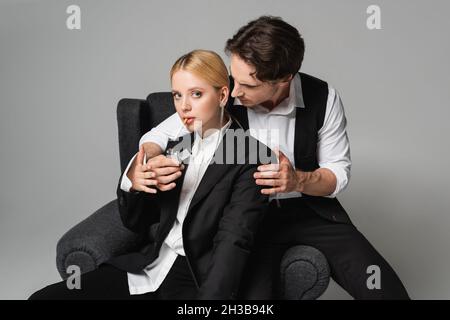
[29,255,197,300]
[239,198,410,300]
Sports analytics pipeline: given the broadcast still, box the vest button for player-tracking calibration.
[332,215,337,221]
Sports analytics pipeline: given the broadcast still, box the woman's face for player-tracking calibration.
[171,69,228,135]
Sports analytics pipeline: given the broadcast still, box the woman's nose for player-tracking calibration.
[181,98,191,111]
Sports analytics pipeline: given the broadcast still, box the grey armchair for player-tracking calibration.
[56,93,331,300]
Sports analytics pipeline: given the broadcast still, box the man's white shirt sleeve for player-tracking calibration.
[317,87,352,198]
[120,153,138,193]
[138,113,189,150]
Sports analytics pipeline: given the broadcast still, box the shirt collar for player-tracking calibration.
[233,73,305,115]
[193,116,232,147]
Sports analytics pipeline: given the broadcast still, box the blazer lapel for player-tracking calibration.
[187,162,232,214]
[187,119,240,213]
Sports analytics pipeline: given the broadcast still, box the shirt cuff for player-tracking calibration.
[120,153,139,192]
[319,163,350,198]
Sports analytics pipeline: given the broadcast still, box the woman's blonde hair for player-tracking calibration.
[170,49,229,89]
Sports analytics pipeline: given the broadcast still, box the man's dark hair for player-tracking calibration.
[225,16,305,82]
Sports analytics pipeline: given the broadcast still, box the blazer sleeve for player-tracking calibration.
[116,171,161,236]
[197,163,269,300]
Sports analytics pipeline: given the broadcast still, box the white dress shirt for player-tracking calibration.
[124,118,232,295]
[137,73,351,198]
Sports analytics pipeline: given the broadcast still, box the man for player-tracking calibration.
[125,16,409,299]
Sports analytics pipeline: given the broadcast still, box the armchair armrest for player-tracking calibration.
[56,199,144,279]
[279,245,330,300]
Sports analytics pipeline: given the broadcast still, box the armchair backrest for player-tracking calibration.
[116,92,175,173]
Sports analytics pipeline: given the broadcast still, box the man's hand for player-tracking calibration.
[254,150,323,196]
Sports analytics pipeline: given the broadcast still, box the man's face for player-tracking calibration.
[229,54,280,108]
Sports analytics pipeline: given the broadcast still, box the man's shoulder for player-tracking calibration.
[298,72,341,95]
[298,72,329,87]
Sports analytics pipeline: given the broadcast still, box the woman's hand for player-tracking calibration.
[127,145,158,193]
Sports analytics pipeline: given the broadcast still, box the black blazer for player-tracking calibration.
[106,117,275,299]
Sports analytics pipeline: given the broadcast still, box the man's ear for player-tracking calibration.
[281,74,294,83]
[271,74,293,86]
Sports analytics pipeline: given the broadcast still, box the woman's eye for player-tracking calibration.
[173,93,181,99]
[192,91,202,98]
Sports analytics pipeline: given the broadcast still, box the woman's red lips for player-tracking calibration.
[184,117,195,124]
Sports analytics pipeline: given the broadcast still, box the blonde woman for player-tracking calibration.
[29,50,274,300]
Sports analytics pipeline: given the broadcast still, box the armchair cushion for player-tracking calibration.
[56,199,330,299]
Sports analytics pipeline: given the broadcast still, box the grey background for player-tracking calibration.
[1,0,449,299]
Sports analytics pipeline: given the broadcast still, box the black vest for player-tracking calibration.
[226,72,351,224]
